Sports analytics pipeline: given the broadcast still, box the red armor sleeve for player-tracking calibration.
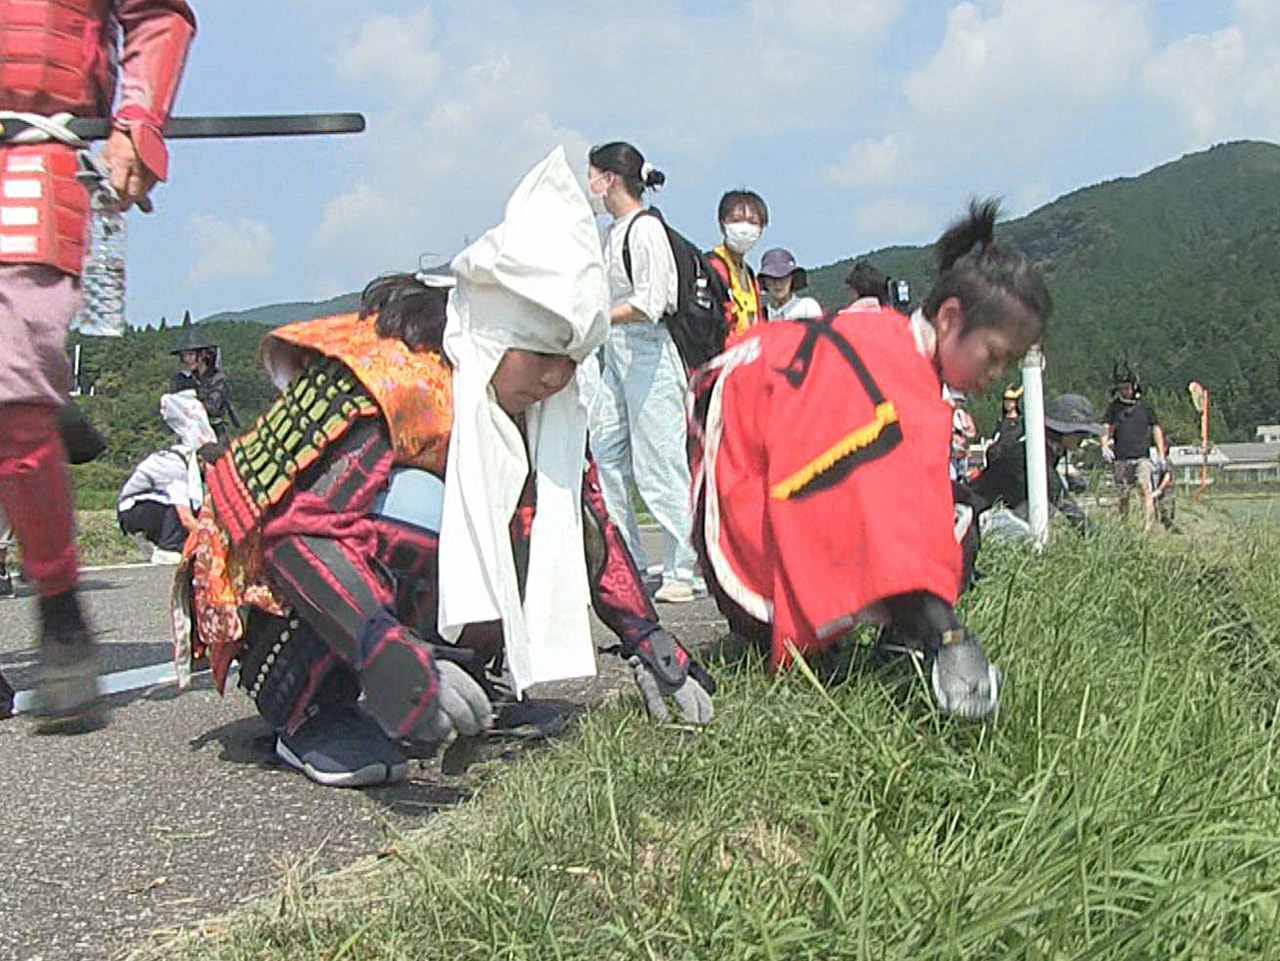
[581,456,663,653]
[112,1,197,181]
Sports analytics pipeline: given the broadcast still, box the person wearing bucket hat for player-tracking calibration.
[758,248,823,321]
[971,393,1102,534]
[169,326,240,442]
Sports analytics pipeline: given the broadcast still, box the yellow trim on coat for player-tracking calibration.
[769,401,899,500]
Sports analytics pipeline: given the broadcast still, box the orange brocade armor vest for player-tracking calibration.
[268,313,454,473]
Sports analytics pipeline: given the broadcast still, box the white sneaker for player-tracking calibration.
[150,548,182,565]
[654,578,695,604]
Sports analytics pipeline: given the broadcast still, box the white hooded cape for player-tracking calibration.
[437,147,610,697]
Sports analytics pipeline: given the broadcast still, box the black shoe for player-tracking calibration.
[32,590,107,733]
[276,702,408,788]
[0,572,12,598]
[0,669,13,719]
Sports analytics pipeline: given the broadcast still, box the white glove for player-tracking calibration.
[931,634,1001,721]
[1101,443,1116,464]
[412,661,494,743]
[629,656,714,724]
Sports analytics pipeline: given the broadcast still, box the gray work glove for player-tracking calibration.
[930,632,1002,721]
[629,657,714,724]
[627,629,715,724]
[412,661,495,743]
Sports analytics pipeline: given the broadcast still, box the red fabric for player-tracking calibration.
[706,248,763,345]
[0,0,195,270]
[694,307,960,668]
[0,402,77,596]
[112,1,198,181]
[0,145,89,275]
[0,0,109,117]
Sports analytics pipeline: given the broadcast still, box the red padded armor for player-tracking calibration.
[0,0,194,275]
[0,0,112,117]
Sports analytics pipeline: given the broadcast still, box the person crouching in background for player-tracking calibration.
[117,393,223,564]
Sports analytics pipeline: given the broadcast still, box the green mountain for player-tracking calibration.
[805,140,1280,443]
[68,140,1280,506]
[196,290,361,327]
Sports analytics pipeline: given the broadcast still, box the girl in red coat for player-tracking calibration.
[690,200,1051,719]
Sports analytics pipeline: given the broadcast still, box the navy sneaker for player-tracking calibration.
[276,702,409,788]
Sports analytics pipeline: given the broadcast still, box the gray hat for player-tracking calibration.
[1044,394,1103,436]
[170,327,217,355]
[758,247,808,289]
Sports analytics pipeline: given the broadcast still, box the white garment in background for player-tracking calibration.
[117,447,198,513]
[589,207,696,581]
[605,208,677,322]
[769,294,824,320]
[437,146,610,698]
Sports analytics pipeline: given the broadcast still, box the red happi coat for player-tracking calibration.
[690,304,961,669]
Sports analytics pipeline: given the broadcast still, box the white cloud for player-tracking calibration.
[745,0,908,44]
[336,7,442,100]
[824,134,909,188]
[1143,4,1280,146]
[854,197,934,241]
[184,214,274,285]
[904,0,1148,126]
[303,0,912,286]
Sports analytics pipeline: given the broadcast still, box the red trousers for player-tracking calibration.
[0,403,77,596]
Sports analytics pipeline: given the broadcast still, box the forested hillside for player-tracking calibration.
[806,140,1280,442]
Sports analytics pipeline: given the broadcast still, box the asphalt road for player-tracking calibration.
[0,540,727,961]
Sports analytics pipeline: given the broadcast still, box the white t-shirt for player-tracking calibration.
[604,209,678,322]
[117,447,196,513]
[769,295,824,321]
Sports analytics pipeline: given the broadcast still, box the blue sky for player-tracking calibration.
[123,0,1280,325]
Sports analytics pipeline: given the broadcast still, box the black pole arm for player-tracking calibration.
[0,112,366,142]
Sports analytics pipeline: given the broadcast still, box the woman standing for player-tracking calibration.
[585,142,700,603]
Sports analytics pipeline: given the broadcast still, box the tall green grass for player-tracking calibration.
[149,523,1280,960]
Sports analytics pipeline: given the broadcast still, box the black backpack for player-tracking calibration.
[622,207,727,371]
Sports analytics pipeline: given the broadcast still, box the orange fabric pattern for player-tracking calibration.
[270,313,454,473]
[184,492,287,691]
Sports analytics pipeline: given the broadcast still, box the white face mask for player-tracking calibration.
[588,173,610,216]
[723,220,762,255]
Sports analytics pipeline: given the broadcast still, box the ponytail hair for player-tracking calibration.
[922,198,1051,343]
[589,141,665,200]
[359,272,450,356]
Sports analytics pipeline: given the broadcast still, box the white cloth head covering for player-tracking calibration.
[437,146,610,697]
[160,390,217,449]
[159,390,217,509]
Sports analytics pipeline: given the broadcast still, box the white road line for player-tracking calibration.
[11,660,230,714]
